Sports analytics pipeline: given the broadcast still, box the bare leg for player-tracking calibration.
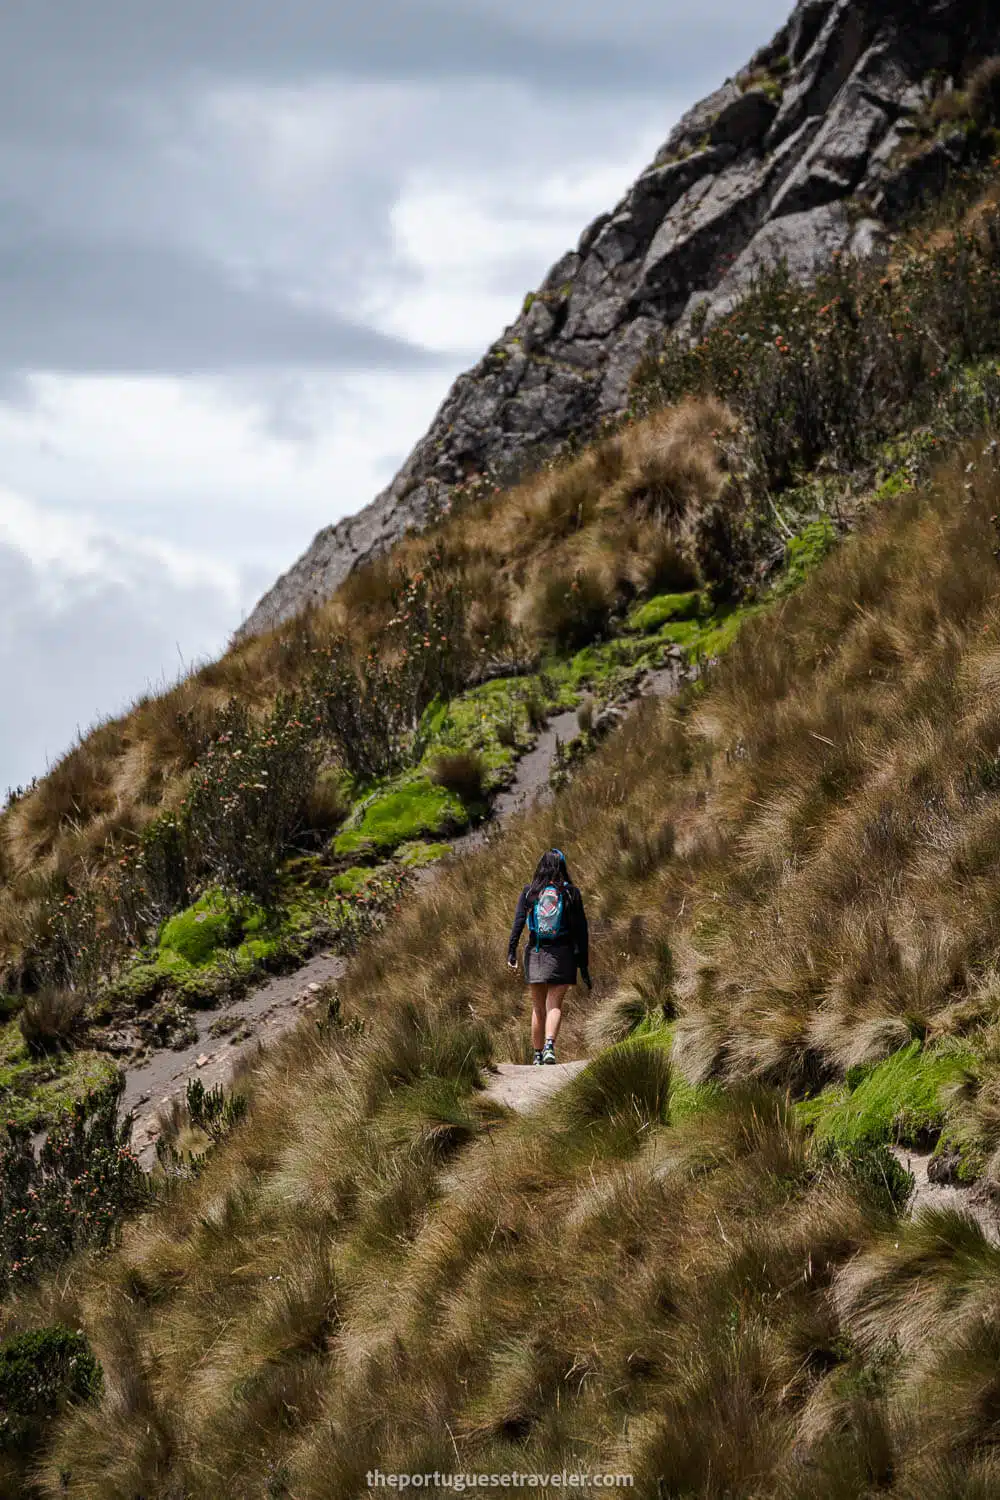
[529,984,548,1051]
[544,984,570,1045]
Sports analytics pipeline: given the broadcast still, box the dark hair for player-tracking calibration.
[526,848,572,903]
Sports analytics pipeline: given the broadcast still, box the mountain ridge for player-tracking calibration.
[238,0,1000,639]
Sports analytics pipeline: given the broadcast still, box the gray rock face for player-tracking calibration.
[239,0,1000,639]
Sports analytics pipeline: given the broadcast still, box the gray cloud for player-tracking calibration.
[0,239,437,375]
[0,540,236,796]
[0,1,791,381]
[1,1,787,101]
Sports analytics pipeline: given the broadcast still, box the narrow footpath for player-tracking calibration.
[124,663,682,1163]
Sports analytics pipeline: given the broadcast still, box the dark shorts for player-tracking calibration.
[524,942,578,986]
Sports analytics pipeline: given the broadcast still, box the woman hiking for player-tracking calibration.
[507,848,591,1065]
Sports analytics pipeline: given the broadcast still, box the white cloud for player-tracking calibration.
[0,492,241,791]
[0,486,240,601]
[0,368,450,590]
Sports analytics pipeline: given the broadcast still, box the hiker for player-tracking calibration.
[507,848,591,1066]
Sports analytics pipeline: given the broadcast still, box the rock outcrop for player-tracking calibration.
[239,0,1000,639]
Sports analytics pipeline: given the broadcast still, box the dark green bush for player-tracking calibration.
[185,1076,249,1143]
[311,560,479,782]
[0,1072,146,1297]
[184,696,321,904]
[0,1327,102,1454]
[29,884,102,991]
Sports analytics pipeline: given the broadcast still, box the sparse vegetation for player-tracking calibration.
[0,1074,145,1299]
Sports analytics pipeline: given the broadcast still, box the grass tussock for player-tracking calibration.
[18,988,84,1056]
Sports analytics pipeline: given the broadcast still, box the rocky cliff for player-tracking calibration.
[239,0,1000,639]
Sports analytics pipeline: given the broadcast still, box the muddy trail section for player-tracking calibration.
[122,663,681,1165]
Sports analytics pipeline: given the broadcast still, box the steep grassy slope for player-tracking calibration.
[4,437,1000,1495]
[4,163,1000,1044]
[8,162,1000,1498]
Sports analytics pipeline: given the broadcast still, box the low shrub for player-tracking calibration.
[524,692,548,732]
[430,751,487,807]
[305,771,349,840]
[619,399,734,527]
[0,1072,146,1296]
[19,988,84,1056]
[814,1137,915,1217]
[310,559,482,780]
[0,1327,102,1455]
[632,217,1000,493]
[132,812,190,924]
[642,530,703,595]
[185,696,321,904]
[533,566,615,654]
[185,1076,249,1143]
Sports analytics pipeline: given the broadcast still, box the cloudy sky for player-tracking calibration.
[0,0,790,795]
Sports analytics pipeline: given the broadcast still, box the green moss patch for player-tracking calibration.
[334,778,468,859]
[159,892,240,966]
[775,519,838,597]
[626,591,704,635]
[330,865,384,896]
[797,1041,974,1152]
[0,1020,118,1130]
[684,603,760,661]
[396,841,451,869]
[417,674,574,791]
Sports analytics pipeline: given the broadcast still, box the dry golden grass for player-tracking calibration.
[13,437,1000,1493]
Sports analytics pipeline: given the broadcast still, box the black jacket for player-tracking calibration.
[508,883,589,970]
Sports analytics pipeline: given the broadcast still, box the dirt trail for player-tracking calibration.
[893,1147,1000,1244]
[124,951,347,1164]
[480,1060,588,1114]
[117,663,681,1164]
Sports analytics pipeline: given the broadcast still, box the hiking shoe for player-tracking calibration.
[542,1041,556,1065]
[532,1050,544,1067]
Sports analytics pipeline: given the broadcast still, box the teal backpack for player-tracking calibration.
[528,884,567,949]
